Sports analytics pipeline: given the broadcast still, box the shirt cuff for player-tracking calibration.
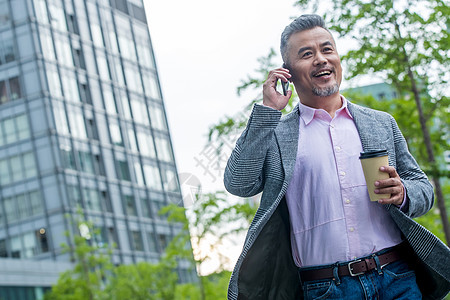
[396,184,409,212]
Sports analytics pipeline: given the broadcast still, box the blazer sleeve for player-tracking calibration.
[390,115,434,218]
[224,104,281,197]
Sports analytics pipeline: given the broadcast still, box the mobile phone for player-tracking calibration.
[281,63,289,96]
[281,80,289,96]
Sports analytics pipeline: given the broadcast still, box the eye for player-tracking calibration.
[323,47,333,53]
[302,51,313,58]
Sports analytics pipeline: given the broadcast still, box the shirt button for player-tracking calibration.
[340,171,346,176]
[345,199,350,204]
[350,227,355,232]
[335,146,341,151]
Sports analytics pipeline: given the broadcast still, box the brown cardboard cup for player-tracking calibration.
[359,150,390,201]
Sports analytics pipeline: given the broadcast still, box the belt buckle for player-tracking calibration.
[348,259,364,276]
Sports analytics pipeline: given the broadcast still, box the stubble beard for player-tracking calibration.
[312,83,339,97]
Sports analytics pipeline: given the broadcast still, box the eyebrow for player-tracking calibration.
[297,41,334,55]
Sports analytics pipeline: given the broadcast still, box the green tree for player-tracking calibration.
[45,214,113,300]
[295,0,450,244]
[105,259,178,300]
[162,191,257,300]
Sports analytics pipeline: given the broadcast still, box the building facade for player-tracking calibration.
[0,0,190,298]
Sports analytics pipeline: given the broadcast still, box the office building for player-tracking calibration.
[0,0,190,298]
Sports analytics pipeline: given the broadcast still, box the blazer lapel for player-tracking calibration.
[275,105,300,184]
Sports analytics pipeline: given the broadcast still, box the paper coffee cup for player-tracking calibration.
[359,150,390,201]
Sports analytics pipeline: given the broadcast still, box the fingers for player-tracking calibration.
[262,68,292,111]
[374,166,404,206]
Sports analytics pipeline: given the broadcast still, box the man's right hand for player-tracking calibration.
[262,67,292,111]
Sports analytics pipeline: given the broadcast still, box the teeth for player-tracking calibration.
[314,71,331,77]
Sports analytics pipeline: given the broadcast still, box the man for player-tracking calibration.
[224,14,450,299]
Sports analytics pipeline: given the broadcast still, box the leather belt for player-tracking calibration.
[299,248,402,282]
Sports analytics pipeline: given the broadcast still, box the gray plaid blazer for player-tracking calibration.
[224,101,450,299]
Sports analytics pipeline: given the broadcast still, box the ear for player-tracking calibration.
[282,63,293,81]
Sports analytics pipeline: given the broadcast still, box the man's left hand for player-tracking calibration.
[374,166,404,206]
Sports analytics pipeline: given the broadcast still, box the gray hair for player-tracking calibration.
[280,14,330,65]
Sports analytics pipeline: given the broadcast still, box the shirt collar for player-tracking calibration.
[298,95,353,125]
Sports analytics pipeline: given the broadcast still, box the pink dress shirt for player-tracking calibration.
[285,97,403,267]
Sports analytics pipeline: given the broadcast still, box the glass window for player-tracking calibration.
[136,131,155,157]
[0,239,7,257]
[78,151,95,174]
[134,161,144,185]
[68,108,87,139]
[116,159,131,181]
[67,185,82,208]
[136,43,154,70]
[146,232,157,252]
[109,122,123,146]
[9,77,22,100]
[83,188,101,211]
[29,191,43,215]
[53,101,69,134]
[94,154,105,176]
[85,118,98,140]
[16,114,30,140]
[155,136,173,162]
[10,155,23,182]
[83,44,97,76]
[127,129,138,152]
[119,90,131,119]
[148,102,167,131]
[112,57,125,87]
[158,234,168,251]
[48,1,67,32]
[11,235,22,258]
[103,85,117,114]
[35,0,49,24]
[4,118,16,144]
[107,29,119,55]
[124,64,143,94]
[140,197,150,218]
[16,194,29,220]
[130,98,149,125]
[46,66,63,98]
[4,196,17,222]
[39,28,55,61]
[142,71,160,100]
[54,36,73,67]
[0,1,10,28]
[131,230,143,251]
[23,152,37,179]
[124,195,136,216]
[23,232,36,258]
[143,164,162,190]
[133,23,154,69]
[91,22,104,48]
[0,159,10,185]
[162,167,179,192]
[61,71,80,102]
[101,191,113,212]
[0,76,22,104]
[0,78,6,104]
[0,32,16,65]
[96,51,110,81]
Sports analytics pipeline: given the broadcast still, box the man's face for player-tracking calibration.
[286,27,342,99]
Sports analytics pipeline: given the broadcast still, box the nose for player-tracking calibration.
[314,52,327,65]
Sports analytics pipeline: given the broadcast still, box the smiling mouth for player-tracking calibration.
[313,70,332,77]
